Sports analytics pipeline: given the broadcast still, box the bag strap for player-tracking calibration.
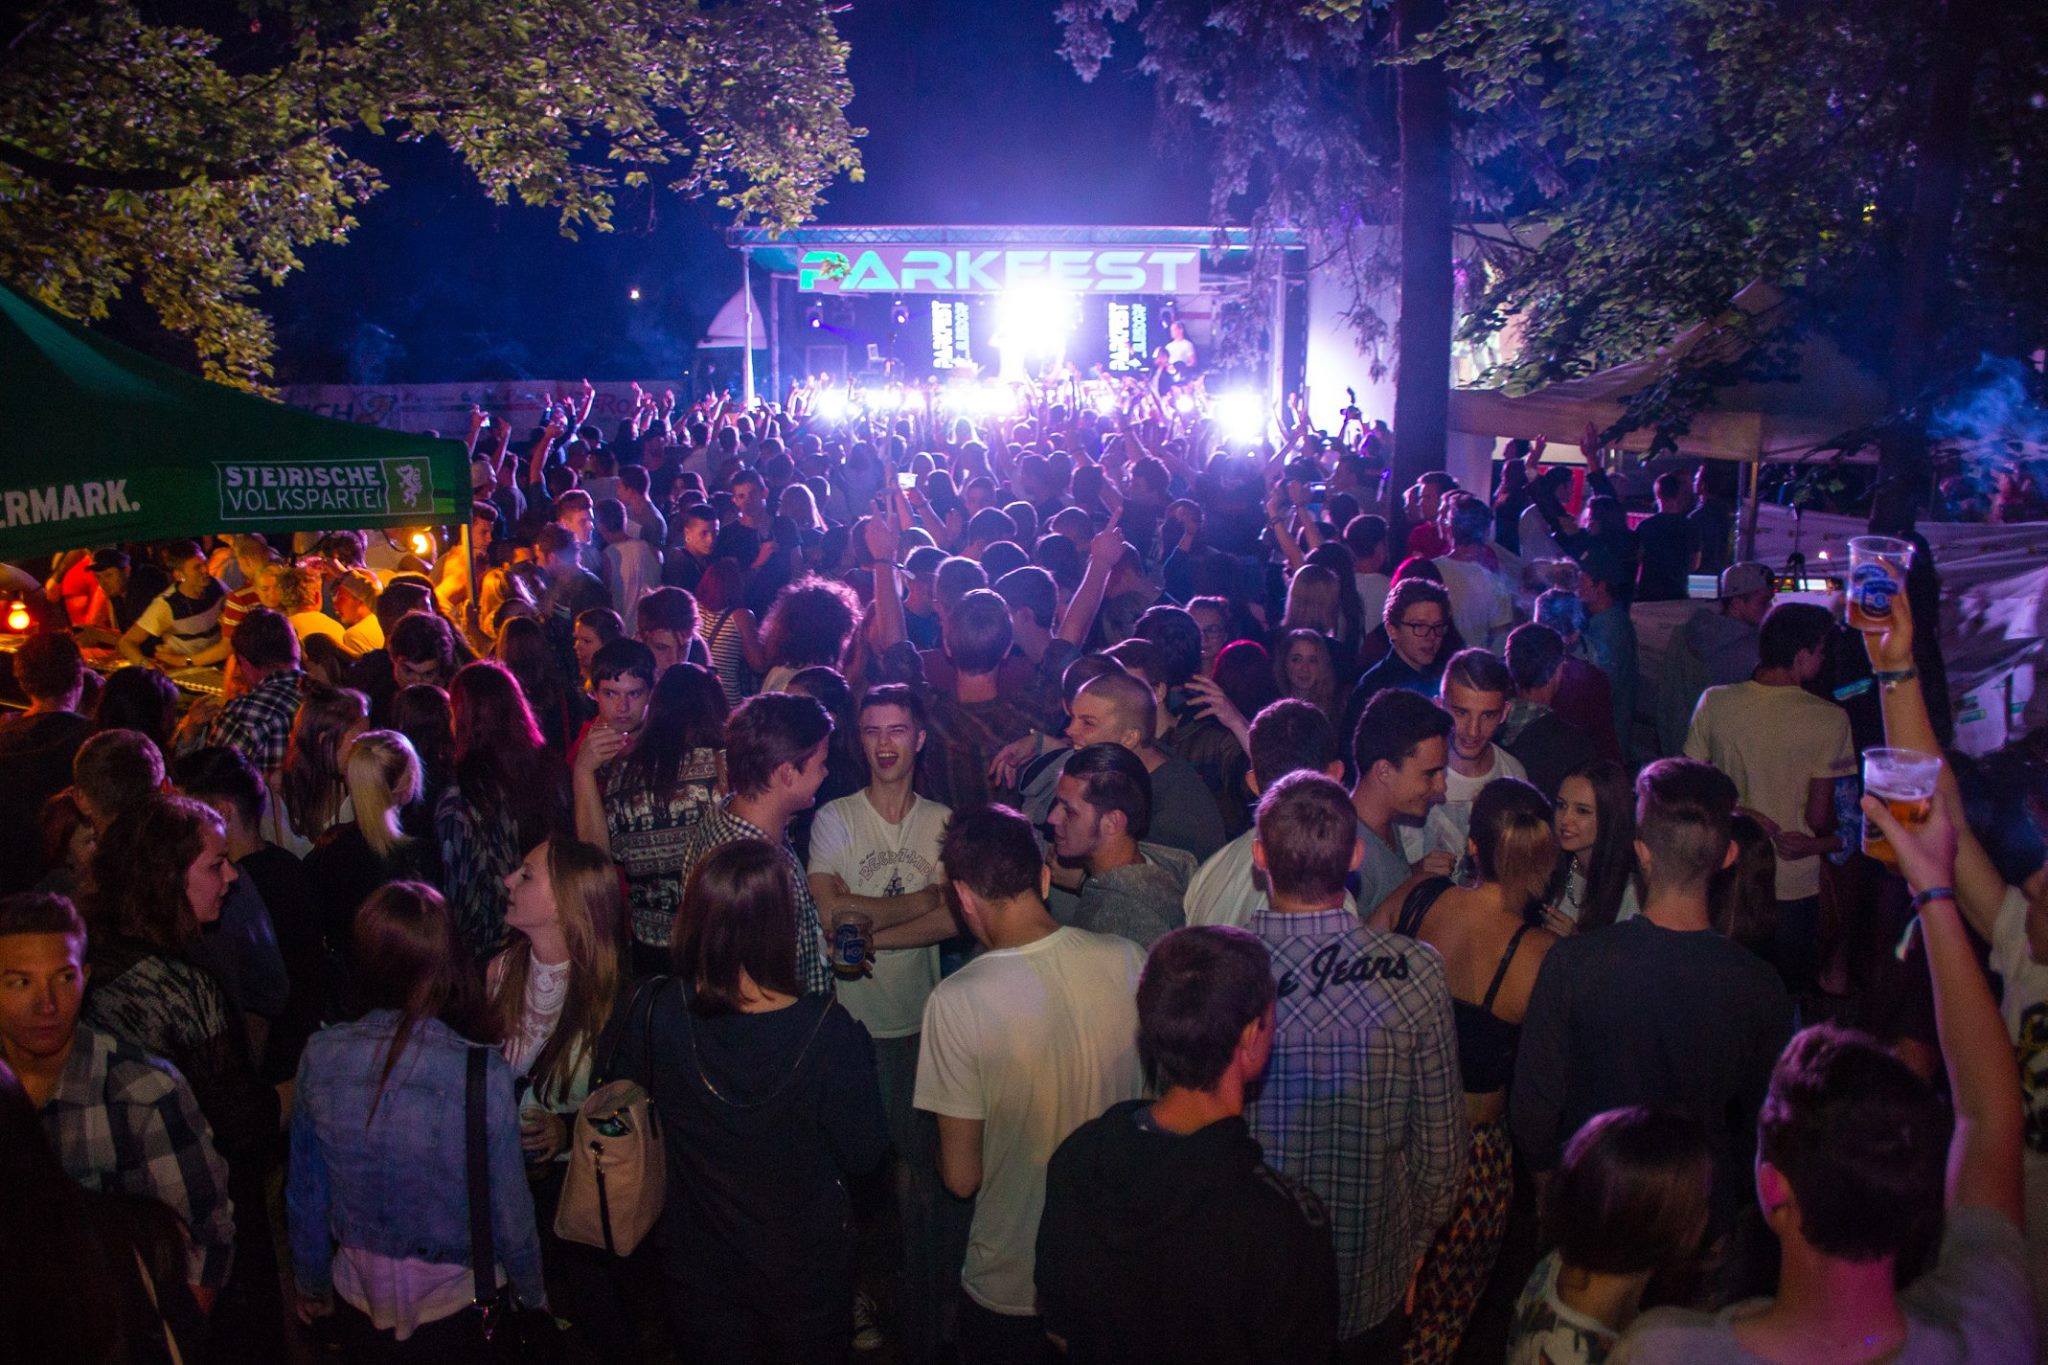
[1394,875,1455,939]
[595,974,669,1095]
[464,1043,496,1305]
[1480,922,1536,1015]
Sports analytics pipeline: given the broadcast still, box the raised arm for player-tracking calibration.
[1863,790,2025,1224]
[1867,590,2007,939]
[1056,526,1127,650]
[864,512,907,652]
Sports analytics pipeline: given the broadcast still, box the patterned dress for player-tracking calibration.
[603,746,721,950]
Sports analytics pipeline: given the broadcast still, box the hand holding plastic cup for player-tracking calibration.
[831,912,875,981]
[1862,747,1940,868]
[1847,535,1915,633]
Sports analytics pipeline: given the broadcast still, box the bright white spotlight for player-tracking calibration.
[814,388,849,420]
[1092,387,1122,417]
[996,284,1077,360]
[1215,391,1266,443]
[1172,393,1196,415]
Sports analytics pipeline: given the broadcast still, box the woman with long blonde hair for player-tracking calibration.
[305,731,438,984]
[1383,778,1561,1364]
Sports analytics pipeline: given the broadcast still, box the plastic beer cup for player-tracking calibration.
[1862,747,1939,867]
[832,912,875,981]
[1847,536,1914,632]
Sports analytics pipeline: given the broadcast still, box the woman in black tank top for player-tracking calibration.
[1389,778,1561,1365]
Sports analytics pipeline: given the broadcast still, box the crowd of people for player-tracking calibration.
[0,379,2036,1364]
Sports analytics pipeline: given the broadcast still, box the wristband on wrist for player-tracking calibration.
[1909,886,1956,912]
[1874,666,1918,686]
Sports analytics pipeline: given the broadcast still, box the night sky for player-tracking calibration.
[267,0,1210,386]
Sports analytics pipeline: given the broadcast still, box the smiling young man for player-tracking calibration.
[806,685,958,1362]
[1,892,235,1305]
[1350,688,1457,931]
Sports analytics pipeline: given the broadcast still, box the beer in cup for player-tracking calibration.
[1847,535,1914,632]
[1862,747,1939,868]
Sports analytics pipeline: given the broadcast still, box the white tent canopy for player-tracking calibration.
[697,287,767,350]
[1447,282,1889,463]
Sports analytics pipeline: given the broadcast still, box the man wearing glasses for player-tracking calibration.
[1343,578,1455,749]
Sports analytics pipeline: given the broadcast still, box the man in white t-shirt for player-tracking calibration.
[916,804,1145,1364]
[1684,603,1853,992]
[807,684,958,1359]
[1400,648,1529,865]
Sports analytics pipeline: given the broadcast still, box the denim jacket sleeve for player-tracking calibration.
[482,1048,549,1309]
[285,1048,335,1295]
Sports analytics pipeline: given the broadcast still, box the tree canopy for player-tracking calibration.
[0,0,862,387]
[1412,0,2048,439]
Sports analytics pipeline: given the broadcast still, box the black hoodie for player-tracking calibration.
[1037,1099,1338,1364]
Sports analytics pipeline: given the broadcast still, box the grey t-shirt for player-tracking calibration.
[1613,1206,2034,1364]
[1147,753,1229,864]
[1064,845,1197,948]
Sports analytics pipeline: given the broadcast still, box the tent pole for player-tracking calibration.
[460,520,479,644]
[768,274,782,405]
[1740,458,1761,562]
[742,251,757,408]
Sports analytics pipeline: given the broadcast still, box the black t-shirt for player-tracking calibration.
[1511,918,1794,1231]
[1634,512,1698,602]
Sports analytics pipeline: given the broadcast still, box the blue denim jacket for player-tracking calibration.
[287,1011,545,1306]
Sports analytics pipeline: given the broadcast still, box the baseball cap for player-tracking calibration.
[1718,562,1773,598]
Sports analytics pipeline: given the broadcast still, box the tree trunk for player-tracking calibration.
[1391,0,1455,496]
[1875,0,1990,521]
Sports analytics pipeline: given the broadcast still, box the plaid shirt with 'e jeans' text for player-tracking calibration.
[1246,907,1467,1339]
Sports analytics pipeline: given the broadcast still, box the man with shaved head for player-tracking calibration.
[1055,669,1226,862]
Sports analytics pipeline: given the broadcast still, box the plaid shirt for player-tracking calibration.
[205,667,306,775]
[40,1020,236,1291]
[675,803,833,996]
[1246,907,1467,1338]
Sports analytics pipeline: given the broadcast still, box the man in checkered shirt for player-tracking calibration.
[1246,772,1466,1358]
[202,607,305,777]
[672,691,836,996]
[1,892,235,1299]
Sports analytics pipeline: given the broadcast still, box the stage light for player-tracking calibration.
[891,298,910,327]
[987,385,1020,416]
[868,387,904,412]
[996,284,1077,359]
[1093,388,1122,417]
[1173,393,1196,415]
[628,286,641,302]
[408,531,436,558]
[806,300,825,330]
[1215,391,1266,443]
[814,387,850,420]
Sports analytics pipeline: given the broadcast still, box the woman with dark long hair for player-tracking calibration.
[1388,778,1562,1363]
[493,614,583,754]
[435,661,571,959]
[391,681,456,828]
[573,655,726,975]
[278,681,369,854]
[92,664,180,753]
[286,882,544,1353]
[84,794,284,1353]
[695,558,767,703]
[1546,760,1641,935]
[610,839,887,1362]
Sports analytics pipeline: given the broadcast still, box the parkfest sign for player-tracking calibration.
[797,246,1203,296]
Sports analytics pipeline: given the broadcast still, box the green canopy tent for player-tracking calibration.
[0,284,469,563]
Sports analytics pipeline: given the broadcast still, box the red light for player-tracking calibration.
[5,602,28,632]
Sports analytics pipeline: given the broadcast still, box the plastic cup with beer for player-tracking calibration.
[1846,535,1915,633]
[1862,747,1940,868]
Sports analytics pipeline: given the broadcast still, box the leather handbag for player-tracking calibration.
[462,1043,561,1360]
[554,977,669,1256]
